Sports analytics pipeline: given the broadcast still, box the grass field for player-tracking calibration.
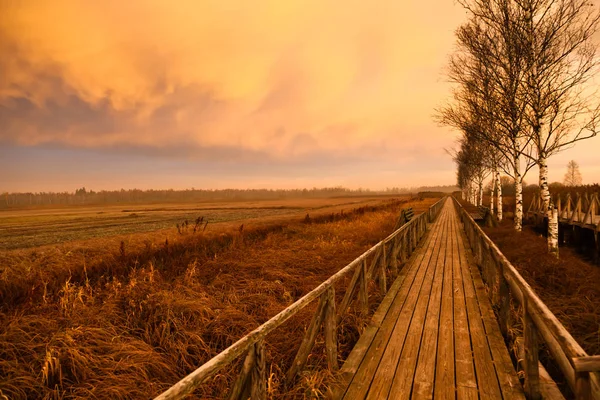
[0,196,396,250]
[0,195,435,399]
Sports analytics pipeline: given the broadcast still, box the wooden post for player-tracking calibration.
[229,345,256,400]
[406,226,413,257]
[250,340,266,400]
[286,296,327,382]
[324,287,339,371]
[523,300,541,400]
[379,244,387,294]
[497,269,510,338]
[390,237,399,277]
[412,222,417,251]
[575,372,591,400]
[359,259,369,315]
[338,263,362,318]
[402,231,408,262]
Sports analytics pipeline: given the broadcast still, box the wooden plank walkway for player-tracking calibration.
[332,198,525,399]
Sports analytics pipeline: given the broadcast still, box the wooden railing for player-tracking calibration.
[527,192,600,229]
[454,197,600,400]
[155,197,446,400]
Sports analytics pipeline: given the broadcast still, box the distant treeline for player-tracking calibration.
[486,178,599,197]
[0,185,458,208]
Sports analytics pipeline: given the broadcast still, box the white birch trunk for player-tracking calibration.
[495,167,502,222]
[548,206,559,258]
[478,180,483,207]
[514,156,523,232]
[539,152,551,213]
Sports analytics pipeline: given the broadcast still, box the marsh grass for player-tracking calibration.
[0,197,431,399]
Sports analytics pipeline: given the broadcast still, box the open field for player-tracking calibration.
[0,195,435,399]
[0,196,398,250]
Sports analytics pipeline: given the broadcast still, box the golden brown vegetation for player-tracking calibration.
[483,221,600,356]
[0,196,433,399]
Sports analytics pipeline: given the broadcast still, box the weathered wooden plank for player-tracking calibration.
[330,230,431,399]
[466,236,526,400]
[450,210,479,400]
[367,208,449,399]
[433,210,456,400]
[340,204,448,399]
[456,224,503,400]
[411,211,448,399]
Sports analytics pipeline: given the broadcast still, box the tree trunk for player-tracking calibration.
[490,170,495,215]
[548,206,559,258]
[514,156,523,232]
[495,167,503,222]
[539,152,551,213]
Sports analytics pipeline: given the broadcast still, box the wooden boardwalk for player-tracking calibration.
[333,198,525,400]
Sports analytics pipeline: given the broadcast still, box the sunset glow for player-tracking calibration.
[1,1,599,192]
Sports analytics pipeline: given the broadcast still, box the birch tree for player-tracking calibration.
[438,5,535,230]
[517,0,600,213]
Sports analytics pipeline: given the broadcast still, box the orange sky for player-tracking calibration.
[1,1,599,192]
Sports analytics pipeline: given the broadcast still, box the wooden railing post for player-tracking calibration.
[390,238,399,277]
[359,259,369,316]
[324,287,339,371]
[251,340,266,400]
[338,263,362,318]
[286,295,327,382]
[576,371,592,400]
[412,222,417,252]
[379,244,387,294]
[401,231,408,262]
[406,226,412,257]
[523,299,541,400]
[573,356,600,400]
[229,344,256,400]
[497,269,510,338]
[230,340,266,400]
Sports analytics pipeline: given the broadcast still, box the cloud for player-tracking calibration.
[0,1,466,164]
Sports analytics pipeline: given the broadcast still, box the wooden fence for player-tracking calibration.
[155,198,446,400]
[455,196,600,400]
[527,192,600,231]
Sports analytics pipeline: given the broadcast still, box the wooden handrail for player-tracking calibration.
[155,197,446,399]
[453,196,600,400]
[527,191,599,229]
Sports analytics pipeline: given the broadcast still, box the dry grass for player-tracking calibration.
[483,220,600,356]
[0,196,434,399]
[0,196,394,250]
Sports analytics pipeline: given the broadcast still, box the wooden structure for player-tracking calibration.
[527,192,600,230]
[461,197,600,399]
[527,192,600,260]
[155,197,600,399]
[154,198,445,400]
[332,199,524,399]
